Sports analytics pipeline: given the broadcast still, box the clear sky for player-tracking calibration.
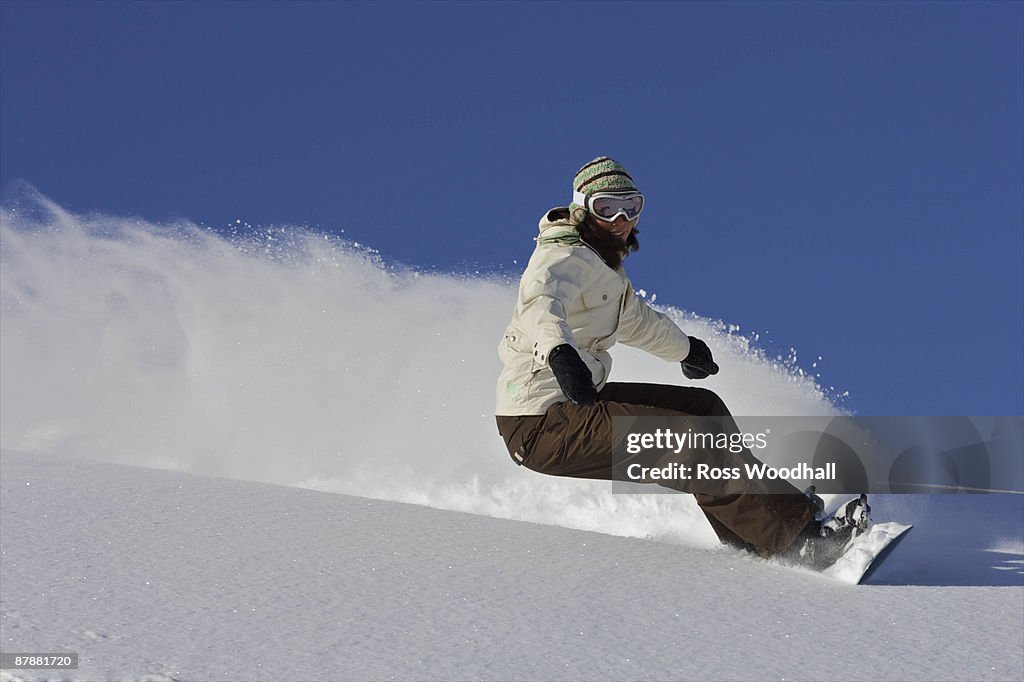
[2,0,1021,416]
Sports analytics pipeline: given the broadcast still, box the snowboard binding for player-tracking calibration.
[804,487,871,536]
[825,493,872,537]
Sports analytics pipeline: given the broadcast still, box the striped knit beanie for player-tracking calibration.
[569,157,639,219]
[569,155,638,222]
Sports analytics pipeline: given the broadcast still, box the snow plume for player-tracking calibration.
[1,190,839,546]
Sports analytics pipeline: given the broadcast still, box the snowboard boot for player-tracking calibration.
[785,493,871,571]
[804,485,825,516]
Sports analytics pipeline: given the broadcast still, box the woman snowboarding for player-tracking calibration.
[494,157,858,566]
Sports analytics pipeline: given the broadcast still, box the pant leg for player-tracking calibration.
[496,383,814,557]
[598,383,815,555]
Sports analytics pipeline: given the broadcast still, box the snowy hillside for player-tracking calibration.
[1,196,1022,681]
[2,452,1022,682]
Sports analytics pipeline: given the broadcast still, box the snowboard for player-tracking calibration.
[796,490,912,584]
[823,520,912,584]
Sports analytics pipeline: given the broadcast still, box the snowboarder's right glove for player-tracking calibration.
[548,344,598,407]
[681,336,720,380]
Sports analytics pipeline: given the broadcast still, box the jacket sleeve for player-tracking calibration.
[617,279,691,362]
[518,248,586,365]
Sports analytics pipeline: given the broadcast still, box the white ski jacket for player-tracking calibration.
[495,207,692,416]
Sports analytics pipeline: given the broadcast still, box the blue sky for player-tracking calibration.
[2,0,1021,416]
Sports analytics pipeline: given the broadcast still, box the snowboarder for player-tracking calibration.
[494,156,854,567]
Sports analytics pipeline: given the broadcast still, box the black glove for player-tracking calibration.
[681,336,719,380]
[548,344,598,406]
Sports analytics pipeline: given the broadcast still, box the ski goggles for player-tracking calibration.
[573,190,645,222]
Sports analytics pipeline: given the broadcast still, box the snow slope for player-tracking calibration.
[2,452,1022,682]
[2,195,1022,681]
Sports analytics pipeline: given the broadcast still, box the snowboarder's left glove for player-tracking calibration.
[681,336,719,380]
[548,344,598,406]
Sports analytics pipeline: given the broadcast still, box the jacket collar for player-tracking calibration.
[534,206,627,275]
[536,207,582,246]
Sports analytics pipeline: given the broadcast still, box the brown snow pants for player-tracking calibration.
[495,383,814,557]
